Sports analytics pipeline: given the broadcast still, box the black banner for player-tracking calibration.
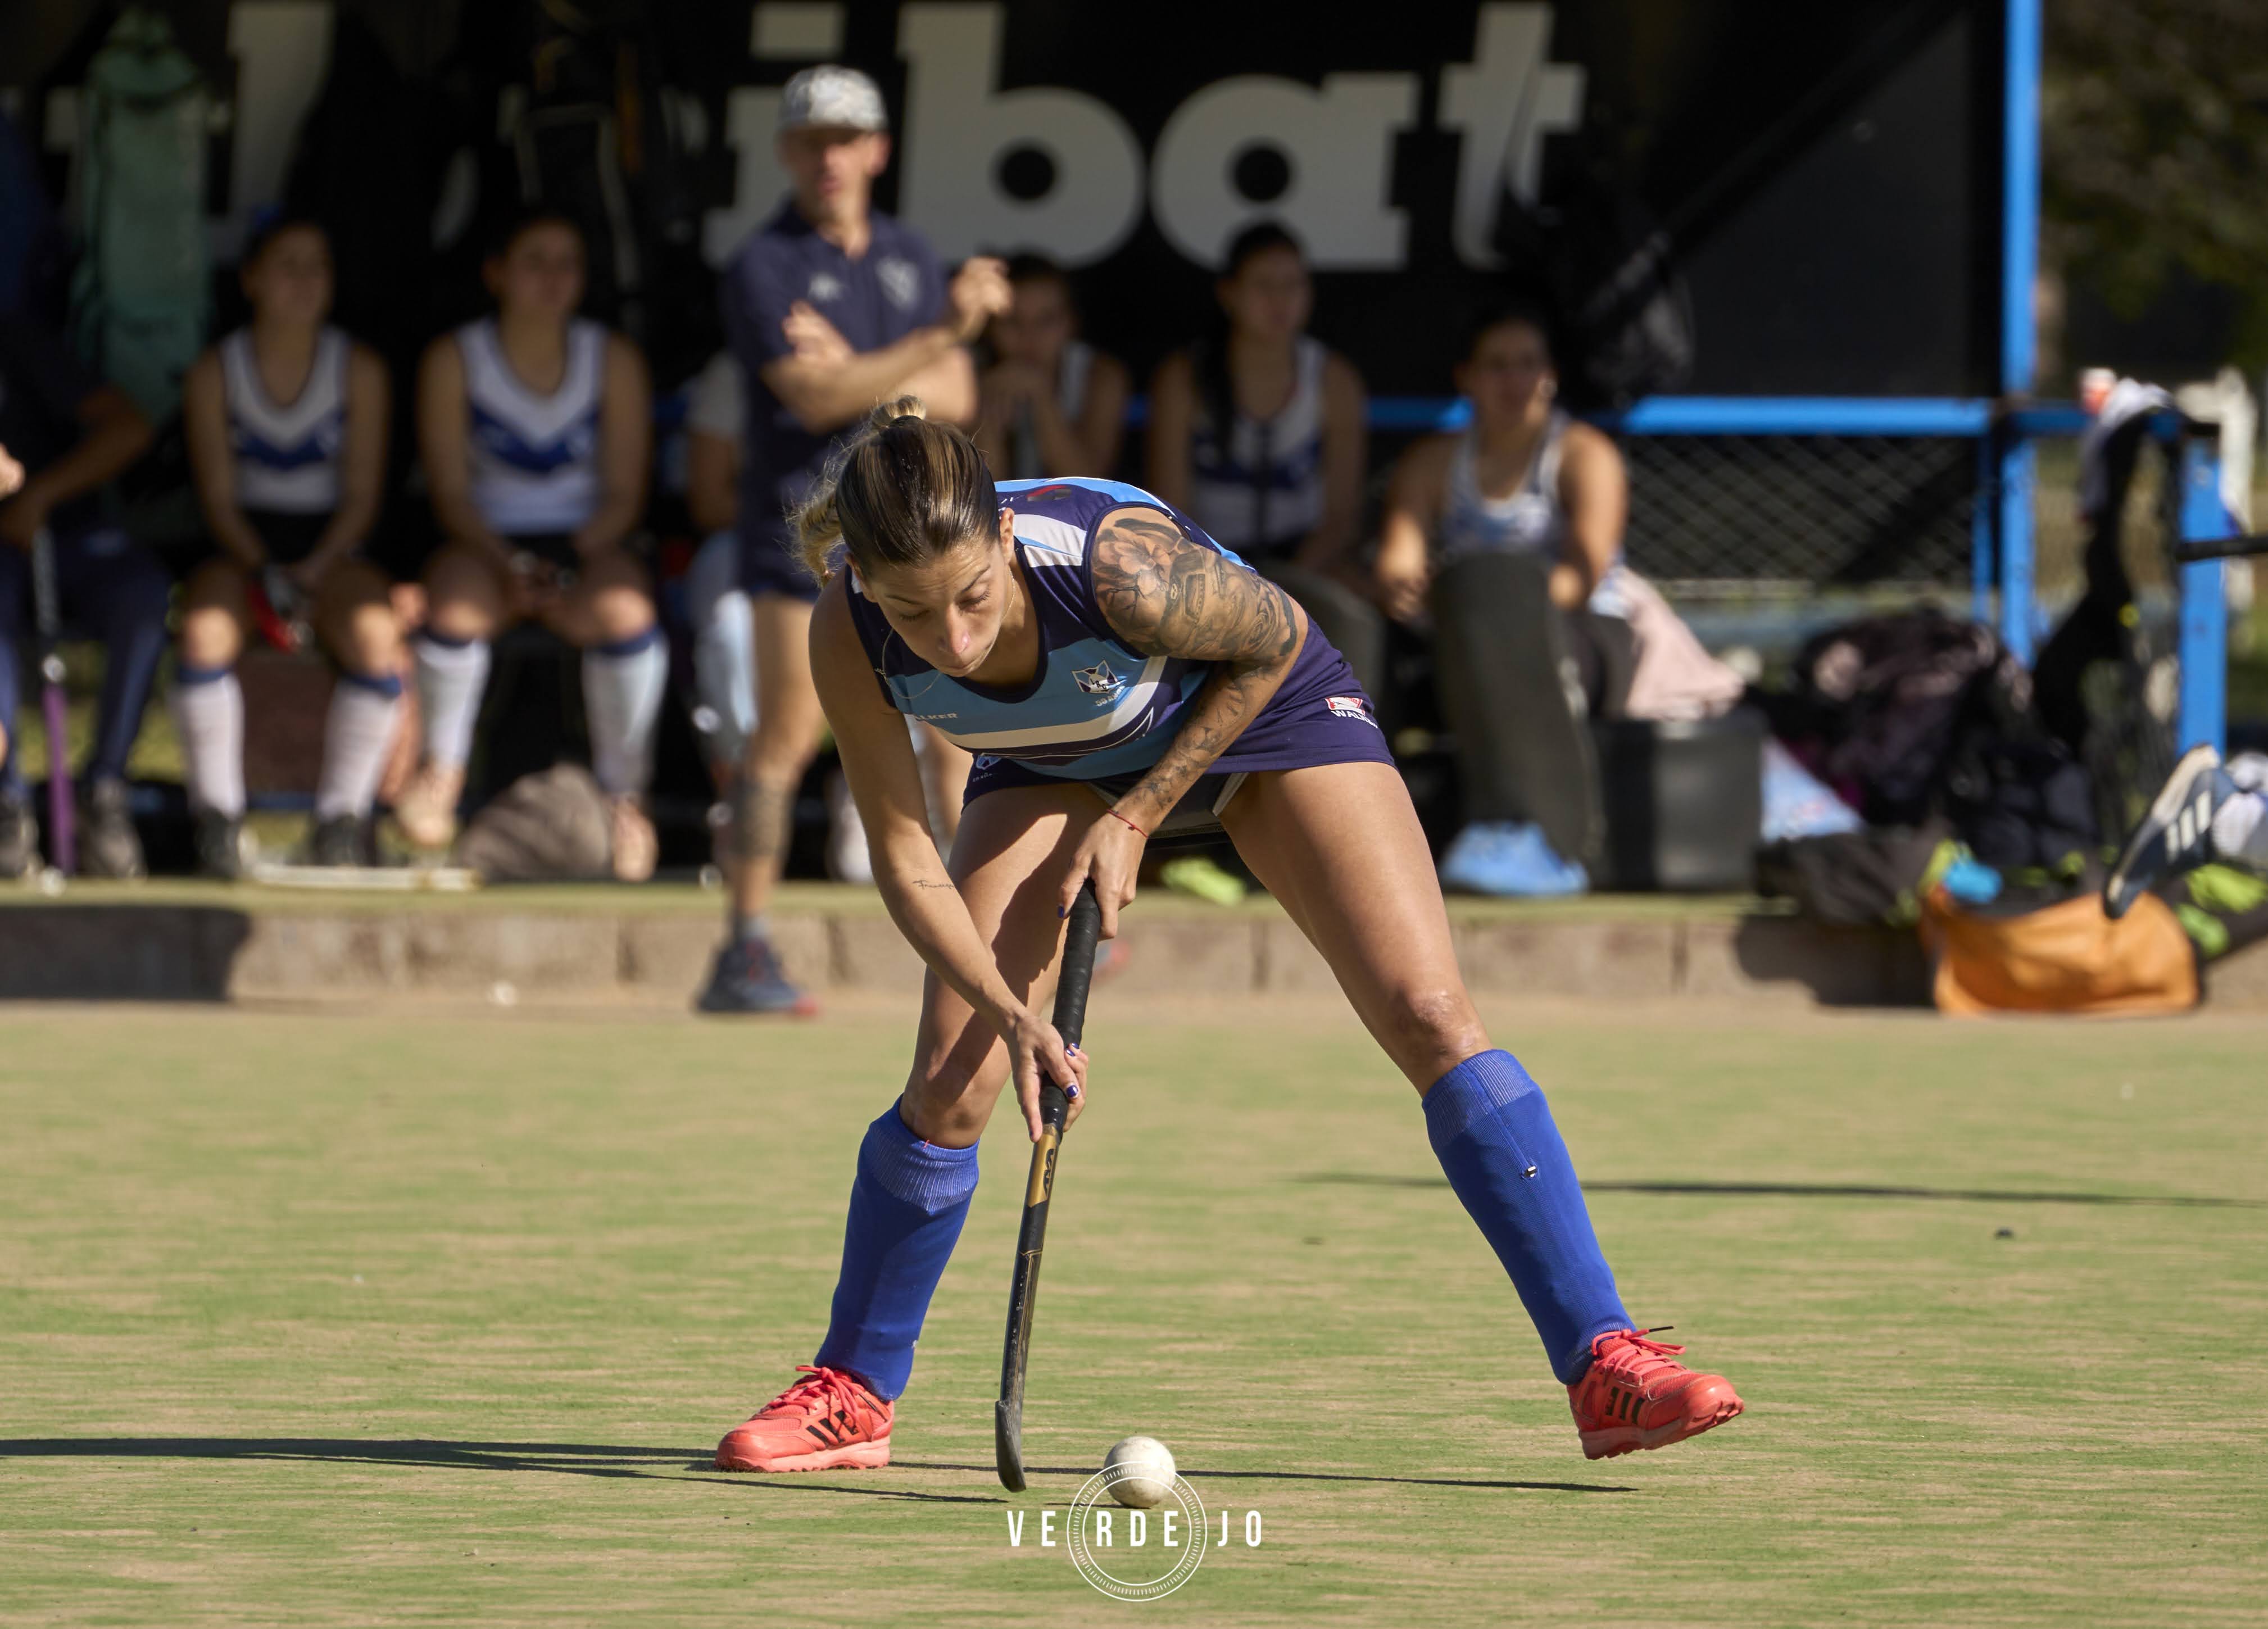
[8,0,2003,397]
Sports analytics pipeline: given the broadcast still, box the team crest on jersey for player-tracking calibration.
[1073,660,1127,704]
[807,271,844,302]
[877,256,920,310]
[1326,694,1378,728]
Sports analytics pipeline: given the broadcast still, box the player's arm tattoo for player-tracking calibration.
[1091,507,1306,828]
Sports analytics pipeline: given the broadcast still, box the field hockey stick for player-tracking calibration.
[2171,532,2268,564]
[30,527,73,874]
[995,878,1102,1492]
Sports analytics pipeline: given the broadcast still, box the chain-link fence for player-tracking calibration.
[1617,432,1979,594]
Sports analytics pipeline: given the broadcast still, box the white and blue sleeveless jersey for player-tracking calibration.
[458,316,606,536]
[222,325,348,514]
[845,477,1241,779]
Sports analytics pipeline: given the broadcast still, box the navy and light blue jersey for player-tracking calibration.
[221,325,348,514]
[845,477,1235,779]
[457,316,607,536]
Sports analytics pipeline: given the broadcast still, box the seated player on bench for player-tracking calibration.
[1375,305,1738,896]
[0,315,165,879]
[396,209,663,880]
[1146,223,1385,705]
[708,399,1745,1473]
[178,215,405,873]
[972,253,1129,482]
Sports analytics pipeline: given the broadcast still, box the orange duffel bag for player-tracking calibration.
[1918,886,2199,1016]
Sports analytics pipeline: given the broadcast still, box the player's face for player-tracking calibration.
[779,127,889,223]
[488,224,585,323]
[863,512,1018,679]
[1457,321,1554,427]
[1218,246,1311,346]
[244,226,333,328]
[993,279,1073,368]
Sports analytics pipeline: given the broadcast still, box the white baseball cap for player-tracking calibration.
[778,65,888,134]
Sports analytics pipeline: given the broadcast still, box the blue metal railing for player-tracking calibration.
[1367,392,2235,755]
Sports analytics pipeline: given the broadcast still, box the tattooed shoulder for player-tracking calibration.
[1091,506,1301,666]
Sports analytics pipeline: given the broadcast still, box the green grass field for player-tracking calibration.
[2,996,2264,1626]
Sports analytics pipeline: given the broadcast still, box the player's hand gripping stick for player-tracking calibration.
[995,879,1101,1492]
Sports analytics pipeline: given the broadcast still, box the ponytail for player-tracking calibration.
[792,396,1000,584]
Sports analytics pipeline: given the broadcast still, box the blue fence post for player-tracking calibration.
[1972,433,1999,628]
[1997,440,2035,662]
[1999,0,2042,661]
[2176,434,2228,755]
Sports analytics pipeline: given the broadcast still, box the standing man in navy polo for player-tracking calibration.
[698,64,1010,1015]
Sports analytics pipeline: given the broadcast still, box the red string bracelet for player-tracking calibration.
[1106,807,1149,837]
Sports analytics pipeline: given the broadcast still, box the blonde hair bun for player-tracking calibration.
[790,396,995,585]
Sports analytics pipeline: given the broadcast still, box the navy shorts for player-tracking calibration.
[960,624,1394,837]
[737,527,822,604]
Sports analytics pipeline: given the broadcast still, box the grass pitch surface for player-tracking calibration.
[2,996,2263,1626]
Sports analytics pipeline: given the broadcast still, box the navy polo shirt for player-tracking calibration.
[720,201,949,556]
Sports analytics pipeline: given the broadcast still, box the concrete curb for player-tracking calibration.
[2,897,2261,1009]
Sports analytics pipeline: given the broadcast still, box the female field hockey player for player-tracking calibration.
[179,216,404,872]
[713,402,1744,1471]
[396,210,663,879]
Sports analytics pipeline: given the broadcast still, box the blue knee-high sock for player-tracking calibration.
[1425,1050,1631,1383]
[812,1104,981,1400]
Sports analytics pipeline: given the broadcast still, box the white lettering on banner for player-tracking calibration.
[1441,2,1586,266]
[1150,73,1414,269]
[897,4,1145,264]
[90,0,1587,277]
[221,1,334,260]
[704,87,792,264]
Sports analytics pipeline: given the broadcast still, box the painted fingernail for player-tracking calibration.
[1065,1084,1081,1100]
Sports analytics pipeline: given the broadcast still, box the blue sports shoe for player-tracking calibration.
[1437,820,1589,897]
[695,935,819,1016]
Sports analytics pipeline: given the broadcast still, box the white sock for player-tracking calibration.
[684,534,758,764]
[414,634,491,771]
[694,587,758,763]
[315,673,405,820]
[171,666,245,817]
[2212,789,2268,868]
[583,628,668,796]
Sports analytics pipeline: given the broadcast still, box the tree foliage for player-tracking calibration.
[2044,0,2268,360]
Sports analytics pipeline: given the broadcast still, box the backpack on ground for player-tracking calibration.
[1770,610,2017,828]
[65,7,213,424]
[452,763,614,882]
